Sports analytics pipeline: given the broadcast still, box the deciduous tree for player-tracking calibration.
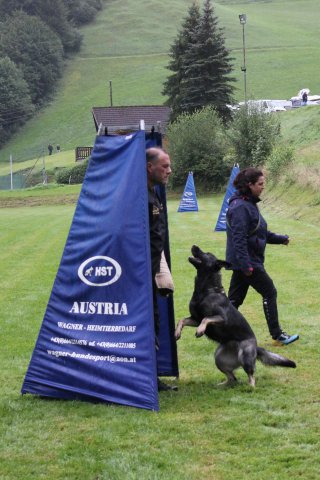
[0,0,82,53]
[0,11,64,104]
[64,0,103,26]
[228,104,281,168]
[166,106,229,190]
[0,57,34,147]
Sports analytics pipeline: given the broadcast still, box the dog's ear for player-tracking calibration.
[217,259,232,270]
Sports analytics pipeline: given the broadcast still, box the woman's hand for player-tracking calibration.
[244,268,253,277]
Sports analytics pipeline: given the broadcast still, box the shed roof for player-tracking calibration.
[92,105,171,133]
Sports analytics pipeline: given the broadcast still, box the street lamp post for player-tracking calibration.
[239,14,247,104]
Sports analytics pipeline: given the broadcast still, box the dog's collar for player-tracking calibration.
[207,287,225,294]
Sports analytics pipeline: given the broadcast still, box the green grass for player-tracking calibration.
[1,192,319,479]
[1,1,319,476]
[0,150,76,177]
[280,107,320,149]
[0,0,320,164]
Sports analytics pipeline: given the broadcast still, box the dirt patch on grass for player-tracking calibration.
[0,194,79,208]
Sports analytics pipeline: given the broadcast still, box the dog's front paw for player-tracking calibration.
[175,331,181,341]
[174,326,182,341]
[195,327,205,338]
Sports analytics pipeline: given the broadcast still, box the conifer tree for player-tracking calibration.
[162,2,201,121]
[163,0,235,121]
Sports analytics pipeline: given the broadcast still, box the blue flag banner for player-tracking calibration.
[214,164,240,231]
[177,172,199,212]
[22,131,170,411]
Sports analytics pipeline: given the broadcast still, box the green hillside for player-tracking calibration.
[0,0,319,165]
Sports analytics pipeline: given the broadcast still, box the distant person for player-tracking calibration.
[48,144,53,155]
[226,167,299,346]
[56,144,61,153]
[302,92,308,105]
[146,147,177,391]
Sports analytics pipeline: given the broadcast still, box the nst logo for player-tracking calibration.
[78,256,122,287]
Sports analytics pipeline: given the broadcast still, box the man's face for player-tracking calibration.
[148,152,172,186]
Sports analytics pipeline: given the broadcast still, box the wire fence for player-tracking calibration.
[0,157,48,190]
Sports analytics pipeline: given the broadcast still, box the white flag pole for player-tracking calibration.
[10,154,13,190]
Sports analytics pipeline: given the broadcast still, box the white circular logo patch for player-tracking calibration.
[78,256,122,287]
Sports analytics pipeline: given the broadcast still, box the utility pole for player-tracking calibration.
[239,14,247,104]
[42,148,47,185]
[109,80,113,106]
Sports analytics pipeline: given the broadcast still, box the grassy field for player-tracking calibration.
[0,0,319,164]
[1,1,319,477]
[1,189,319,479]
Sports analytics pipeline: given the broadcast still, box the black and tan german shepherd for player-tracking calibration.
[175,245,296,387]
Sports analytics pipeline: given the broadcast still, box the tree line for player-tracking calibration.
[0,0,104,147]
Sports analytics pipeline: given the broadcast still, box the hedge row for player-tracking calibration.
[55,159,89,184]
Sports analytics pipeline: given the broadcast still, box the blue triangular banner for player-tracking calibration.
[177,172,199,212]
[21,131,173,411]
[214,164,240,231]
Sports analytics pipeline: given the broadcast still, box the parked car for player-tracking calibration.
[238,100,287,113]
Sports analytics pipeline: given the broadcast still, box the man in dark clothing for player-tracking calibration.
[146,147,177,391]
[226,167,299,346]
[148,182,166,285]
[302,91,308,105]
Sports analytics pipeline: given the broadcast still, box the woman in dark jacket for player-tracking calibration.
[226,167,299,345]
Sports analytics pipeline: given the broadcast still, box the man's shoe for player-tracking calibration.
[273,332,299,346]
[157,379,178,392]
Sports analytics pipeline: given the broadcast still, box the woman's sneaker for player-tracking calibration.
[273,332,299,346]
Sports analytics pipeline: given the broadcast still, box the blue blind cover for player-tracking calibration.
[145,134,179,378]
[21,131,175,411]
[214,164,240,232]
[177,172,199,212]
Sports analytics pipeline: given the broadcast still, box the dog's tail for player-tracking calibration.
[257,347,296,368]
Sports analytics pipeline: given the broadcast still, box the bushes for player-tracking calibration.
[55,159,89,184]
[165,103,290,191]
[54,107,291,189]
[227,104,281,168]
[266,143,295,181]
[166,106,229,190]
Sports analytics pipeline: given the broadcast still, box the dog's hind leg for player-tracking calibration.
[195,315,225,338]
[238,340,257,387]
[175,317,198,340]
[218,372,238,386]
[215,344,238,386]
